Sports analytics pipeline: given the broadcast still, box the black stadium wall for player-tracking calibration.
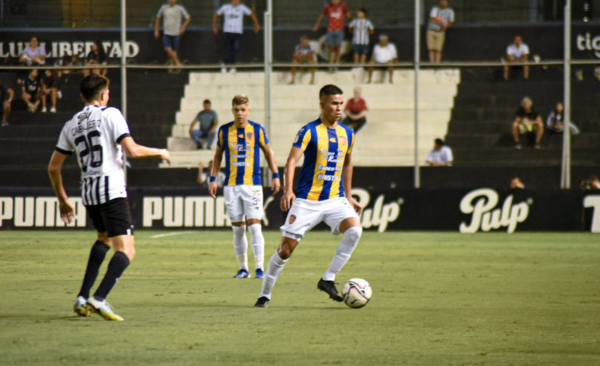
[1,187,600,233]
[1,22,599,64]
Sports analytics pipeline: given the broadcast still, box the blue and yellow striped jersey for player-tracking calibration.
[293,119,355,201]
[217,121,269,186]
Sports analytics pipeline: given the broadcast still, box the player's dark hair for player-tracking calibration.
[203,99,211,104]
[358,7,368,16]
[80,74,109,102]
[435,138,445,146]
[319,84,343,99]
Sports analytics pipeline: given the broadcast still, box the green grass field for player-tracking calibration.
[1,231,599,366]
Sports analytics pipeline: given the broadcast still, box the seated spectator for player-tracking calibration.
[85,41,108,77]
[41,70,58,113]
[290,36,317,85]
[426,138,453,166]
[348,7,374,65]
[55,54,72,79]
[70,54,83,73]
[512,96,544,149]
[189,99,219,149]
[0,77,14,127]
[342,87,368,133]
[368,34,398,84]
[510,177,526,189]
[546,101,580,135]
[581,175,600,190]
[21,69,42,113]
[197,160,226,187]
[504,35,530,80]
[19,37,46,66]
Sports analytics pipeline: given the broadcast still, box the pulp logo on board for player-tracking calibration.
[577,33,600,58]
[459,188,532,234]
[351,188,402,232]
[0,197,86,227]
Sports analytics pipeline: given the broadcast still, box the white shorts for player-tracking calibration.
[224,185,264,222]
[280,197,359,241]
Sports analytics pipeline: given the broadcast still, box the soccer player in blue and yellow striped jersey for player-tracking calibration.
[255,85,363,308]
[210,95,280,279]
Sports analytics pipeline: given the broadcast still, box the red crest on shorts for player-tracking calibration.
[289,215,296,224]
[246,132,254,140]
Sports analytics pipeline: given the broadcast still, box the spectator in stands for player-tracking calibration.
[290,36,317,85]
[85,41,108,77]
[313,0,352,69]
[504,35,530,80]
[69,54,83,73]
[581,175,600,190]
[348,8,374,66]
[368,34,398,84]
[154,0,191,71]
[214,0,260,73]
[427,0,455,63]
[197,160,226,187]
[546,101,580,135]
[426,138,453,166]
[55,54,72,78]
[21,69,42,113]
[189,99,219,150]
[512,96,544,149]
[343,87,369,132]
[19,37,46,67]
[41,70,58,113]
[510,177,526,189]
[0,77,14,127]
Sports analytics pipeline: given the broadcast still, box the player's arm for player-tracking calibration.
[342,151,363,215]
[48,151,75,224]
[119,136,171,164]
[259,142,281,195]
[281,146,303,211]
[209,144,224,198]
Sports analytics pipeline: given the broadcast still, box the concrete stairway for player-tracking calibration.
[165,68,460,168]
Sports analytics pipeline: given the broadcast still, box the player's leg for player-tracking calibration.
[225,186,250,278]
[86,199,134,321]
[255,235,299,307]
[241,186,265,278]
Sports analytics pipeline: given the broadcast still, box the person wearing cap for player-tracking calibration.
[367,34,398,84]
[512,96,543,149]
[426,138,453,166]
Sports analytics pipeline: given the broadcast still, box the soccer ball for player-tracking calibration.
[342,278,372,308]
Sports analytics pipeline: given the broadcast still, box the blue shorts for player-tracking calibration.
[326,30,344,47]
[163,34,181,51]
[353,44,370,55]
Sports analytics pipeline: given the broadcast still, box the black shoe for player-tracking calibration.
[317,279,343,302]
[254,296,269,308]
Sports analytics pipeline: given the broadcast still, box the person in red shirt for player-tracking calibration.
[313,0,352,67]
[342,87,368,132]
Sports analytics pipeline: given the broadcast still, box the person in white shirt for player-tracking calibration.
[213,0,260,73]
[427,0,455,63]
[426,138,453,166]
[367,34,398,84]
[348,8,374,65]
[19,36,46,66]
[48,74,171,321]
[504,35,530,80]
[154,0,191,70]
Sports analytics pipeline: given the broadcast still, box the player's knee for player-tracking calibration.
[96,231,109,243]
[344,226,362,243]
[277,242,294,259]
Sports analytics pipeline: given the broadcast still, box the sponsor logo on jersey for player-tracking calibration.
[318,165,341,172]
[317,174,340,182]
[329,138,337,143]
[238,134,244,138]
[232,162,251,167]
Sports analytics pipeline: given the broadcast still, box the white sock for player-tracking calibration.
[259,251,288,299]
[232,225,248,270]
[322,227,362,281]
[248,224,265,270]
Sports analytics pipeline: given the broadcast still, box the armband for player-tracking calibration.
[273,172,280,179]
[209,176,216,183]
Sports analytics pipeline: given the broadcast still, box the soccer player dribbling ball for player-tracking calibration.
[255,84,363,308]
[48,74,171,321]
[209,95,280,279]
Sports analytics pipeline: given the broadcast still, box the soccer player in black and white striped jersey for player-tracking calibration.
[48,74,171,321]
[348,8,374,65]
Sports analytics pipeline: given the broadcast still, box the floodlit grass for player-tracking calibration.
[1,231,599,366]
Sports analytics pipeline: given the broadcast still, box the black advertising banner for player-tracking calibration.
[0,187,598,233]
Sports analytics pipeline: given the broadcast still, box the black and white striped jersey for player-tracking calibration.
[55,105,131,206]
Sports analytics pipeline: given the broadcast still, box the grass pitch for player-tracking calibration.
[1,231,599,366]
